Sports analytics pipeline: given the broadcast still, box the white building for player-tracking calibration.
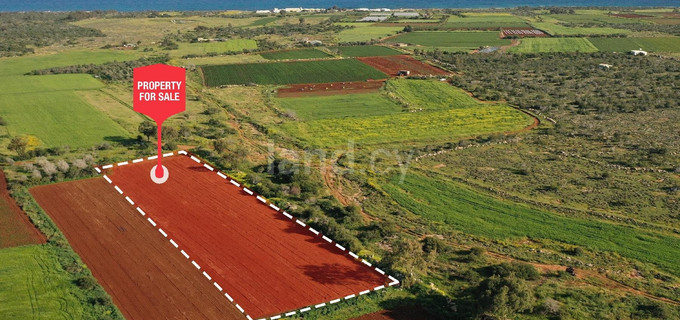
[630,48,648,56]
[357,16,389,22]
[255,10,271,14]
[393,12,420,18]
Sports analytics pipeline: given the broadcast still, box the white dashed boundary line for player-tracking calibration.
[95,151,399,320]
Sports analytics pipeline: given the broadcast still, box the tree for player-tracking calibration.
[179,126,191,138]
[138,121,157,141]
[403,25,413,32]
[162,126,178,141]
[213,138,230,154]
[382,237,427,287]
[8,136,27,156]
[477,275,535,318]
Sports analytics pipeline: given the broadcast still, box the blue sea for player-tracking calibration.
[0,0,676,12]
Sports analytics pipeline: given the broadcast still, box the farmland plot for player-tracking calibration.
[96,154,392,319]
[388,31,511,52]
[510,38,599,53]
[356,55,448,76]
[0,245,84,319]
[261,48,333,60]
[31,178,244,320]
[201,59,387,86]
[0,170,44,248]
[282,104,532,148]
[331,45,403,57]
[383,172,680,277]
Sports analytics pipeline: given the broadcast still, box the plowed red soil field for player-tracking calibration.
[30,178,243,320]
[0,170,45,248]
[277,80,385,97]
[357,55,448,76]
[101,154,390,319]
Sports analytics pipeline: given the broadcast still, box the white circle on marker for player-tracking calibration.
[150,165,169,184]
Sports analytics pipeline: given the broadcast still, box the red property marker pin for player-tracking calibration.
[133,64,186,184]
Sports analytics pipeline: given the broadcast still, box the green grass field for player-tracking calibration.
[510,38,599,53]
[1,74,103,95]
[277,93,401,121]
[260,48,332,60]
[389,31,511,51]
[336,25,404,42]
[589,37,680,52]
[0,51,136,149]
[331,45,403,57]
[249,16,279,26]
[0,50,140,76]
[0,245,84,319]
[548,13,651,25]
[173,40,258,57]
[201,59,387,86]
[445,15,531,29]
[281,104,531,147]
[0,91,131,147]
[383,172,680,277]
[531,22,631,36]
[386,79,482,111]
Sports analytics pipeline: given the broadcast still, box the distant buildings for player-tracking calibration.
[254,7,393,14]
[393,12,420,18]
[357,16,389,22]
[598,63,613,70]
[354,11,420,22]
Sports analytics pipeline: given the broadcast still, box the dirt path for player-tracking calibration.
[498,39,520,53]
[322,161,377,223]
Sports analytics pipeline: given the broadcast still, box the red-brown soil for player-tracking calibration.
[30,178,243,320]
[103,155,389,319]
[277,80,386,97]
[0,170,45,248]
[357,55,449,77]
[350,307,432,320]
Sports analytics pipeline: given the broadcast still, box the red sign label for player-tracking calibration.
[133,64,186,123]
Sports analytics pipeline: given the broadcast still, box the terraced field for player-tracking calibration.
[201,59,387,86]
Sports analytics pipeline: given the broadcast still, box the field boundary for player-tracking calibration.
[94,151,399,320]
